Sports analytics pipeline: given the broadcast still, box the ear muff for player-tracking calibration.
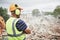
[15,9,21,15]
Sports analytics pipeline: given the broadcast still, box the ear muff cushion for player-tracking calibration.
[15,9,21,15]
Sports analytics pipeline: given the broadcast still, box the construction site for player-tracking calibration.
[0,0,60,40]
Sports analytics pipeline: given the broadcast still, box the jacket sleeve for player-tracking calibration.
[16,19,27,31]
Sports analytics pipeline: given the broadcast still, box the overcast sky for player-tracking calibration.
[0,0,60,14]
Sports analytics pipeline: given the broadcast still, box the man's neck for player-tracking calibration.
[11,15,17,18]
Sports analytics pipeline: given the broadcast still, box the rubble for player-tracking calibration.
[21,14,60,40]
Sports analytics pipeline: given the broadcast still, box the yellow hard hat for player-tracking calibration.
[9,4,23,12]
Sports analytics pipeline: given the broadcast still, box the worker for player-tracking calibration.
[6,4,31,40]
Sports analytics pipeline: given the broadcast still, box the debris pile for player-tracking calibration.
[21,14,60,40]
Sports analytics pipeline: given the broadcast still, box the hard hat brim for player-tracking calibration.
[19,8,23,10]
[17,7,23,10]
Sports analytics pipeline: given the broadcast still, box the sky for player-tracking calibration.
[0,0,60,14]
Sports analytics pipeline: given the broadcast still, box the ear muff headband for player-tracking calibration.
[15,9,21,15]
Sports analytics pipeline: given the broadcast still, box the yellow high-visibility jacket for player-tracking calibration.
[6,17,26,40]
